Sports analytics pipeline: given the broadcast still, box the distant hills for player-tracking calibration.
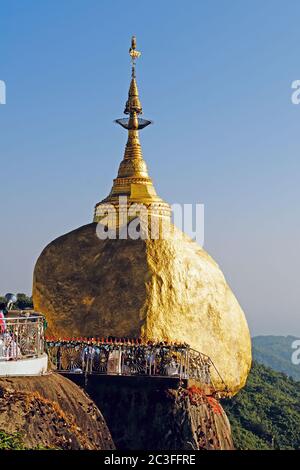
[222,361,300,449]
[252,335,300,381]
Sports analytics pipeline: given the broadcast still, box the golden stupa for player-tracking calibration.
[94,36,170,224]
[33,37,251,395]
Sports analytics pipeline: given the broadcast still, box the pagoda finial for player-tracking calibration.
[129,35,141,79]
[124,36,143,117]
[115,36,151,129]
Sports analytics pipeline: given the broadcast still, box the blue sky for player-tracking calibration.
[0,0,299,336]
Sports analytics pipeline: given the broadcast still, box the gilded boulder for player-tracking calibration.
[33,222,251,395]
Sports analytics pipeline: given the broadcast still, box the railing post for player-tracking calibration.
[37,320,39,357]
[16,318,19,360]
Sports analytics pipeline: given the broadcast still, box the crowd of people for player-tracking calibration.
[54,343,186,377]
[0,303,45,361]
[47,339,212,382]
[0,303,21,360]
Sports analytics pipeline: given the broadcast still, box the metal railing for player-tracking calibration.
[0,313,45,361]
[188,348,228,393]
[46,339,226,391]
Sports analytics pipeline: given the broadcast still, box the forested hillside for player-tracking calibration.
[223,362,300,449]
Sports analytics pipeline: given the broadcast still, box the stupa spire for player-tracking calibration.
[114,36,152,177]
[94,36,171,223]
[125,36,142,115]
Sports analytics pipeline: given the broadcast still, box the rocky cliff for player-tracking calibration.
[68,374,233,450]
[0,373,114,450]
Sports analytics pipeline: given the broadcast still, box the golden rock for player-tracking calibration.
[33,222,251,395]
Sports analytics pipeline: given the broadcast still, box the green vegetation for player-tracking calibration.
[252,335,300,381]
[0,431,26,450]
[222,361,300,450]
[0,430,59,450]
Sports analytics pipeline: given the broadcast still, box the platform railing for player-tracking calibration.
[0,314,45,361]
[188,348,228,393]
[46,339,225,391]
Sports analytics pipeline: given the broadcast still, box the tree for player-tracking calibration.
[15,293,33,309]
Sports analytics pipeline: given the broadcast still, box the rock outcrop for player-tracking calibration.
[33,222,251,395]
[69,374,233,450]
[0,373,114,450]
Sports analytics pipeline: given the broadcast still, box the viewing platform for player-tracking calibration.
[0,310,48,376]
[46,338,227,396]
